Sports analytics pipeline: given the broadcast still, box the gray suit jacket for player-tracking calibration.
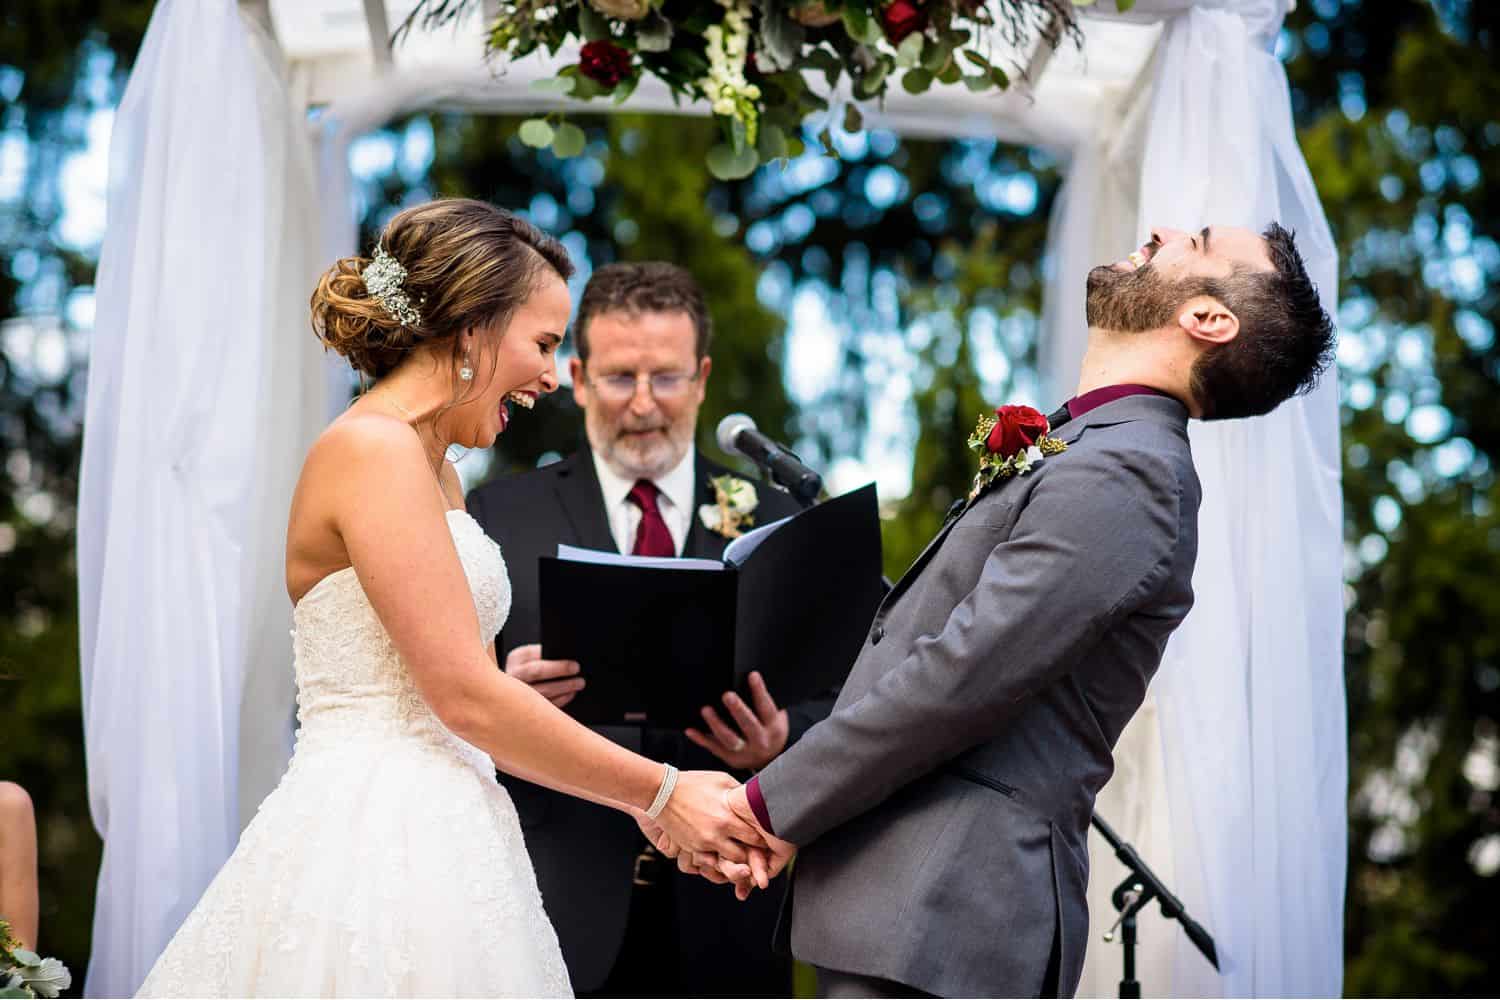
[756,394,1202,998]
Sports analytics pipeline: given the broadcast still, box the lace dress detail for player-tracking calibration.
[138,511,572,998]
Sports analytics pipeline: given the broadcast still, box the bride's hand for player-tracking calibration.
[630,808,679,859]
[655,771,769,885]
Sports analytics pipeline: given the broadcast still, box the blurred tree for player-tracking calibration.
[0,0,154,984]
[1286,1,1500,993]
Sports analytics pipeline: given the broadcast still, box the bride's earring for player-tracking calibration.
[459,348,474,382]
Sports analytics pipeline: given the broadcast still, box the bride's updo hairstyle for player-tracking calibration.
[310,198,573,381]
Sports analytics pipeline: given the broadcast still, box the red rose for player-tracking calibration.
[986,405,1049,456]
[881,0,928,45]
[578,40,633,89]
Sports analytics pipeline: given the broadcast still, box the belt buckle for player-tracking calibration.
[633,845,658,887]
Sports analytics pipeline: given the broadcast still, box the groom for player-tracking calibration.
[706,224,1336,997]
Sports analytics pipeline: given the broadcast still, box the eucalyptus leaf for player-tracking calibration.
[578,4,611,41]
[853,59,890,100]
[962,73,992,92]
[757,3,805,72]
[988,65,1009,88]
[706,143,760,180]
[570,73,605,101]
[551,122,587,157]
[936,60,962,84]
[844,102,864,133]
[901,68,933,94]
[636,11,673,52]
[896,32,925,68]
[518,118,555,147]
[611,73,640,104]
[1116,0,1136,9]
[9,952,39,969]
[921,38,951,73]
[841,6,883,46]
[529,76,576,95]
[757,123,790,161]
[962,49,992,70]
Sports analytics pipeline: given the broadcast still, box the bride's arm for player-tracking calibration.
[316,419,766,866]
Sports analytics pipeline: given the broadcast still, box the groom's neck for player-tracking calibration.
[1075,328,1194,412]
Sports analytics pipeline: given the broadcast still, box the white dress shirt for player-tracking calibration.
[591,446,698,556]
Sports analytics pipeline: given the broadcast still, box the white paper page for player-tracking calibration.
[555,543,725,572]
[722,513,793,566]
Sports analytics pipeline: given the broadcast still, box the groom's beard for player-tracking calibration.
[1086,262,1198,332]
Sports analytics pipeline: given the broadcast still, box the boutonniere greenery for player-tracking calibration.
[0,920,71,999]
[698,474,758,539]
[967,404,1067,501]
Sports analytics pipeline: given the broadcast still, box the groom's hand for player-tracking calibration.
[657,771,770,883]
[504,644,585,708]
[685,671,789,770]
[725,783,797,882]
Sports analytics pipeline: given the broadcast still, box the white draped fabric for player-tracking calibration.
[1056,3,1348,997]
[79,0,1343,994]
[76,1,326,994]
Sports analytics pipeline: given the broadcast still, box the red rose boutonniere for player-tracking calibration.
[966,404,1068,500]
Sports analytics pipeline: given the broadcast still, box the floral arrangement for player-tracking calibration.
[699,474,759,537]
[966,403,1066,500]
[0,921,70,1000]
[402,0,1094,178]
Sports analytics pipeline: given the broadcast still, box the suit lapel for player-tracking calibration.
[684,454,728,560]
[878,396,1187,614]
[552,449,618,553]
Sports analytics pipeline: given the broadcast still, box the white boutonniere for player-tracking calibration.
[698,474,758,539]
[967,404,1068,501]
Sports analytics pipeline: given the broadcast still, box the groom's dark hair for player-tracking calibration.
[1190,223,1336,420]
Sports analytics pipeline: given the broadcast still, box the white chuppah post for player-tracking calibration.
[76,1,326,994]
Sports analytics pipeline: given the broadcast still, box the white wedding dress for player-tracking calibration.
[138,510,572,997]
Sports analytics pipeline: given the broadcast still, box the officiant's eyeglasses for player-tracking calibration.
[586,370,699,402]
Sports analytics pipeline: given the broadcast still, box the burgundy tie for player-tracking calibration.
[627,480,675,557]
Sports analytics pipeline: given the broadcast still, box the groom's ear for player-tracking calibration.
[1177,295,1240,348]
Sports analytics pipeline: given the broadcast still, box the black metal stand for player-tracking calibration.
[1092,814,1219,999]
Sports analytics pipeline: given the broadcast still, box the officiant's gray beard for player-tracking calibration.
[1086,263,1201,332]
[588,415,693,482]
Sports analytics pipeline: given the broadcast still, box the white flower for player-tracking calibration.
[698,503,725,531]
[14,958,70,999]
[1026,445,1044,464]
[721,478,758,514]
[588,0,650,20]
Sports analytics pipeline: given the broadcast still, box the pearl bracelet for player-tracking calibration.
[645,763,679,821]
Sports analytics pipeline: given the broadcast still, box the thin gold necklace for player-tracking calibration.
[378,391,416,421]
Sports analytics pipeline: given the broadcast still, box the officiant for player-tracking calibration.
[468,262,837,997]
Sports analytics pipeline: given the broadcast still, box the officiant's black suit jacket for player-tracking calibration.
[467,446,832,994]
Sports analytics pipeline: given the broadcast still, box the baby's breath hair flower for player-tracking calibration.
[362,245,423,328]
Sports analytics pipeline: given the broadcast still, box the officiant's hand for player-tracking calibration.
[685,671,789,770]
[504,644,585,708]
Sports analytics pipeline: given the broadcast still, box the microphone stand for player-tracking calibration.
[1091,814,1219,999]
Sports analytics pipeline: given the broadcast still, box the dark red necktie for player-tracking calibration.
[627,479,675,557]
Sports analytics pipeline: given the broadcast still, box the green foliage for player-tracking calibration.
[1284,2,1500,993]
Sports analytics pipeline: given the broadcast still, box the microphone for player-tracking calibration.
[716,413,823,507]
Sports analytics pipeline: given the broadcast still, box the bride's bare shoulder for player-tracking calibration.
[307,410,426,472]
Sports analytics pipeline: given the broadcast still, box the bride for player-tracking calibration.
[137,198,768,997]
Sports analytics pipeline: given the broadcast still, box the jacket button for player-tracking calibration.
[871,625,885,645]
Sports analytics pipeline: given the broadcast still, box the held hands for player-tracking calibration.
[633,781,796,901]
[685,671,789,771]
